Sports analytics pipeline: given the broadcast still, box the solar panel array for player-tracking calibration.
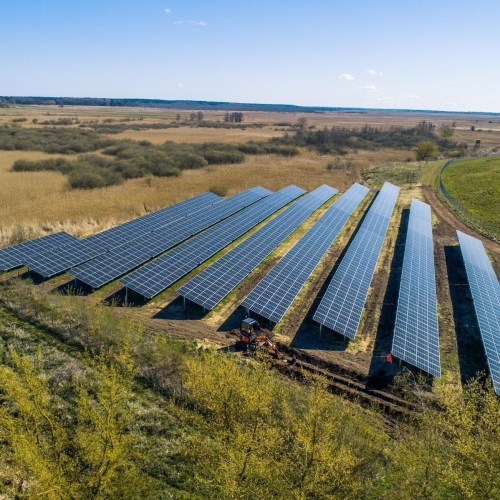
[457,230,500,394]
[0,232,78,272]
[313,182,400,339]
[177,184,338,310]
[242,183,370,323]
[23,191,226,278]
[122,185,305,298]
[69,187,270,288]
[391,199,440,377]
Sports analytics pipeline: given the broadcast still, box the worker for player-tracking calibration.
[288,353,298,366]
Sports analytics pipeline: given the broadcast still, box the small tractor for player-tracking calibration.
[235,317,282,359]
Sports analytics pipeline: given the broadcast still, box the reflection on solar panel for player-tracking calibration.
[122,185,305,298]
[313,182,400,339]
[457,231,500,394]
[392,199,440,377]
[22,190,230,278]
[177,184,338,310]
[69,187,270,287]
[0,232,77,272]
[242,183,369,323]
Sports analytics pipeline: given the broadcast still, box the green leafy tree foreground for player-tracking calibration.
[0,347,146,499]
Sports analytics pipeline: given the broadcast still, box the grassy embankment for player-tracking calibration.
[441,156,500,239]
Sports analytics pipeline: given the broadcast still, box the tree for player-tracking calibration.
[176,113,181,121]
[471,125,476,132]
[297,117,308,130]
[414,140,438,162]
[197,111,204,123]
[0,347,146,499]
[439,124,454,137]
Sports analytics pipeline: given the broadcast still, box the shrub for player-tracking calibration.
[68,170,108,189]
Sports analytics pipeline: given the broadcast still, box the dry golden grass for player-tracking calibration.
[1,104,498,247]
[112,126,282,144]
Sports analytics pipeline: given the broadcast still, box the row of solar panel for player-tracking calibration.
[457,231,500,394]
[313,182,400,339]
[392,199,440,377]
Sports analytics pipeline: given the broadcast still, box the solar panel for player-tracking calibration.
[177,184,338,310]
[68,187,270,287]
[21,190,239,278]
[457,231,500,394]
[391,199,440,377]
[242,183,369,323]
[0,232,77,272]
[313,182,400,339]
[122,185,305,298]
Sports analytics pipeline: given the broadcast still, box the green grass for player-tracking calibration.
[441,157,500,227]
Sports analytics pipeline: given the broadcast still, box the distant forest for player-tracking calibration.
[2,96,500,115]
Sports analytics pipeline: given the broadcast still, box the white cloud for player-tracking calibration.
[366,69,376,75]
[374,97,395,103]
[339,73,355,81]
[441,101,457,107]
[188,20,207,26]
[407,95,420,100]
[165,8,171,13]
[173,20,182,24]
[358,85,378,91]
[177,83,184,88]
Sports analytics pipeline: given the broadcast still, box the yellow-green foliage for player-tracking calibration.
[2,281,500,499]
[441,157,500,227]
[0,346,146,499]
[183,351,386,499]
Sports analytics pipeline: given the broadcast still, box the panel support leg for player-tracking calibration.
[319,323,322,339]
[125,286,128,303]
[183,296,186,311]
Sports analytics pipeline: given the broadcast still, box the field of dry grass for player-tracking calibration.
[1,105,499,247]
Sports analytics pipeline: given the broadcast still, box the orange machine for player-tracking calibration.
[237,318,282,360]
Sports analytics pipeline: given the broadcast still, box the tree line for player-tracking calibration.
[272,122,467,156]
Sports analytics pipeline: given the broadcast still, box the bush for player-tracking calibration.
[0,126,114,154]
[68,170,108,189]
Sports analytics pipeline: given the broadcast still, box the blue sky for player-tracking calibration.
[1,0,499,112]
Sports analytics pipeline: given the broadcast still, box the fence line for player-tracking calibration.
[437,155,499,241]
